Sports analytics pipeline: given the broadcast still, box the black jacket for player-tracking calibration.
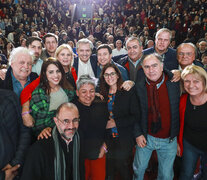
[112,87,140,140]
[0,90,31,179]
[134,70,180,140]
[73,97,109,160]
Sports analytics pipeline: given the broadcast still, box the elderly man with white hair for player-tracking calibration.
[0,47,38,97]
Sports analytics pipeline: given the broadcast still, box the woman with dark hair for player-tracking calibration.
[20,44,77,128]
[99,63,140,180]
[30,57,75,138]
[4,41,15,59]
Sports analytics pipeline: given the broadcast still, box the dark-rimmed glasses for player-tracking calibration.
[56,117,80,125]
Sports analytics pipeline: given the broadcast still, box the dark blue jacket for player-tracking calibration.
[143,47,179,71]
[0,90,31,179]
[134,69,180,140]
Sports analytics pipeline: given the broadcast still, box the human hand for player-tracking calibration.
[106,118,116,129]
[22,113,35,127]
[0,69,7,80]
[37,127,52,140]
[121,80,135,91]
[177,144,181,157]
[98,143,107,158]
[171,70,181,82]
[136,135,147,148]
[95,92,104,100]
[2,164,12,171]
[4,164,20,180]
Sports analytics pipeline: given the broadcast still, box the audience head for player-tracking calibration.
[177,43,197,70]
[97,44,112,66]
[9,47,34,81]
[76,38,93,63]
[54,102,79,140]
[43,33,58,55]
[126,36,143,62]
[100,63,123,98]
[202,52,207,66]
[27,36,42,60]
[198,40,207,53]
[147,40,154,48]
[55,44,74,70]
[76,75,97,106]
[141,53,164,82]
[155,28,172,54]
[115,40,123,49]
[40,57,67,94]
[181,65,207,94]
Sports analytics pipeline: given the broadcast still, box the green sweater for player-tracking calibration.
[30,87,75,136]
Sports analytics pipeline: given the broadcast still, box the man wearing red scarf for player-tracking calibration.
[133,53,180,180]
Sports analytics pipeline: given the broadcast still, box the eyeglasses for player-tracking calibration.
[56,117,80,125]
[104,72,117,78]
[178,52,194,57]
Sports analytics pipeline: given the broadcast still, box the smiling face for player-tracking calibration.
[183,73,205,96]
[57,48,72,68]
[76,83,95,106]
[127,39,143,62]
[28,40,42,59]
[46,64,62,88]
[97,48,112,66]
[11,53,32,81]
[155,31,171,54]
[77,43,92,63]
[54,106,79,140]
[142,55,163,82]
[177,44,195,69]
[103,67,119,87]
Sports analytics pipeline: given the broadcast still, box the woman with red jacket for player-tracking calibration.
[178,65,207,180]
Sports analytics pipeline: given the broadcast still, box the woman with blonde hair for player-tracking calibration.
[178,65,207,180]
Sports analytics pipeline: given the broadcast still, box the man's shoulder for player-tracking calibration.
[166,48,176,55]
[143,47,154,55]
[113,61,127,71]
[0,89,17,99]
[29,137,54,154]
[193,60,205,68]
[116,55,129,65]
[29,72,39,81]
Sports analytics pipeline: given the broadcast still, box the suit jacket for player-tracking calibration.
[73,54,97,76]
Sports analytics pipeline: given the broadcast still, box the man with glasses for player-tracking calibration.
[133,53,180,180]
[177,43,204,70]
[21,102,80,180]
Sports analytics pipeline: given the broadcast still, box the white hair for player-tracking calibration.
[9,47,34,66]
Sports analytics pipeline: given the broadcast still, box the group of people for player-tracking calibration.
[0,26,206,180]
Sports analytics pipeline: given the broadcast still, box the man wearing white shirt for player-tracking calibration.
[73,38,96,79]
[112,40,127,57]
